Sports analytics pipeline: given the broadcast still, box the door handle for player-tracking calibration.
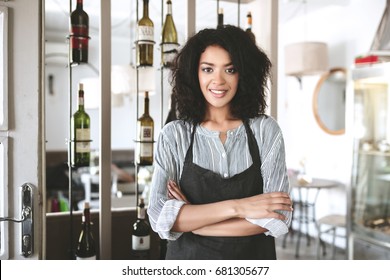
[0,183,34,257]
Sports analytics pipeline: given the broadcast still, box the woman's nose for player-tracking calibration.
[212,71,226,84]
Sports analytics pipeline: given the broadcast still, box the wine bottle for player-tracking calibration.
[136,91,154,165]
[131,198,151,259]
[71,83,91,168]
[70,0,89,64]
[217,8,224,29]
[75,202,96,260]
[246,11,256,43]
[137,0,154,67]
[161,0,178,68]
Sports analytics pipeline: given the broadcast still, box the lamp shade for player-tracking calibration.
[81,77,125,109]
[111,65,156,95]
[285,42,329,77]
[137,67,156,93]
[111,65,136,95]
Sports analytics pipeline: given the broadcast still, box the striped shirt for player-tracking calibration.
[148,115,291,240]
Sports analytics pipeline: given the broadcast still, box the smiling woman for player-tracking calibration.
[148,25,292,260]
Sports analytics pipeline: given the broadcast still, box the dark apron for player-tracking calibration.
[165,121,276,260]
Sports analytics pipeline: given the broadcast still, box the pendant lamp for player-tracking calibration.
[285,41,329,77]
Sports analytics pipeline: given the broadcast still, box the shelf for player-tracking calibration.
[358,150,390,157]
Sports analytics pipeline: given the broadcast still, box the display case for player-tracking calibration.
[348,62,390,259]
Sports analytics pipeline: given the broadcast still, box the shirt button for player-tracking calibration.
[224,173,228,178]
[222,152,226,158]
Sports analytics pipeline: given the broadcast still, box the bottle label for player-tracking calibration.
[138,142,153,158]
[76,255,96,260]
[75,128,90,153]
[140,126,153,141]
[162,43,178,66]
[138,126,153,157]
[71,25,89,50]
[132,235,150,250]
[137,26,154,44]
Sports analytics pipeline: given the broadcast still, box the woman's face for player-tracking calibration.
[198,45,239,113]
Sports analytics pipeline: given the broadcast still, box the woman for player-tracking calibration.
[148,25,292,259]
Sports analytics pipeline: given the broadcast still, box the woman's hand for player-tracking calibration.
[234,192,293,221]
[167,180,190,204]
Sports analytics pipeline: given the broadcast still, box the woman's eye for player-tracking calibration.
[201,67,213,73]
[226,68,237,74]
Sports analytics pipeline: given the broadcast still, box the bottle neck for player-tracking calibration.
[138,206,146,219]
[143,0,149,18]
[217,8,224,28]
[167,1,172,15]
[247,15,252,31]
[78,91,85,111]
[144,92,149,115]
[77,0,83,9]
[83,207,91,225]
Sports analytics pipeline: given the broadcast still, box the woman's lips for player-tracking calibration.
[210,89,227,97]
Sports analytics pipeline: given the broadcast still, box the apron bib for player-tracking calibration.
[165,121,276,260]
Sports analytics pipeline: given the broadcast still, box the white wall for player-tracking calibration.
[277,0,386,245]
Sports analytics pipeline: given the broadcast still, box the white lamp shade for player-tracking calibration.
[81,77,125,109]
[285,42,329,77]
[81,77,100,109]
[111,65,156,95]
[111,65,136,95]
[137,66,156,93]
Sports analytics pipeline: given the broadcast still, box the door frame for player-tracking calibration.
[0,0,44,260]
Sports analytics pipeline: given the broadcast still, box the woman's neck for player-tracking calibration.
[201,109,242,144]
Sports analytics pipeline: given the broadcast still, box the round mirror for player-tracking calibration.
[313,67,347,135]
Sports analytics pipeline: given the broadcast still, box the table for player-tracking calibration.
[283,175,340,258]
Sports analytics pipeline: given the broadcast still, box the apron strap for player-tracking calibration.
[243,120,261,167]
[183,123,197,164]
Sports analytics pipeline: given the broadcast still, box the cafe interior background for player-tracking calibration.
[2,0,389,260]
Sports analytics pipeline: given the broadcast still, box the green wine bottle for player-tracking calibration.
[137,0,154,67]
[136,91,154,165]
[161,0,178,67]
[71,83,91,168]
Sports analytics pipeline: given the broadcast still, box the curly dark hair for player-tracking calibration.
[169,25,272,124]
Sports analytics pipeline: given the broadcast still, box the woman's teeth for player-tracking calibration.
[210,89,225,94]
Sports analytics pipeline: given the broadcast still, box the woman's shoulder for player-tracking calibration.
[250,115,282,133]
[160,120,193,141]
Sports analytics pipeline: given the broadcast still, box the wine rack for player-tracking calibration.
[66,0,93,259]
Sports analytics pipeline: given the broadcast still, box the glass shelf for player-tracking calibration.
[349,62,390,258]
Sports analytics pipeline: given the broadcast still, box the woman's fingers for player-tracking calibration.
[167,180,190,203]
[237,192,293,220]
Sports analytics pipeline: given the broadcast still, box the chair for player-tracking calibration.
[316,214,346,259]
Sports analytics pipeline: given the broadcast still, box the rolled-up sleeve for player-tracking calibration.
[148,164,186,240]
[246,117,292,238]
[147,124,187,240]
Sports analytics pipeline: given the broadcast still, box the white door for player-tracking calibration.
[0,0,44,260]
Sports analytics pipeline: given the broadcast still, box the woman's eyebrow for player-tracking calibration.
[199,62,234,67]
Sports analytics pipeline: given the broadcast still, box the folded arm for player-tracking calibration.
[167,180,291,236]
